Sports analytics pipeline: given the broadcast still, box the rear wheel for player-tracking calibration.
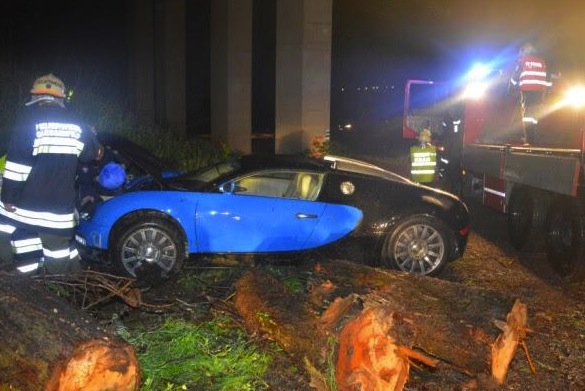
[545,197,585,280]
[110,215,186,285]
[381,215,452,276]
[507,187,548,251]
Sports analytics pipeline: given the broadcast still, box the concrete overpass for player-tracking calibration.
[129,0,332,154]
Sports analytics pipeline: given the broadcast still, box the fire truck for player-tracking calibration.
[403,63,585,280]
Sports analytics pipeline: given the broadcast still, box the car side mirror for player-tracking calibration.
[220,180,247,194]
[219,181,235,193]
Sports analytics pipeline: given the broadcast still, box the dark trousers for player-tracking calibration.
[520,90,544,144]
[0,223,81,275]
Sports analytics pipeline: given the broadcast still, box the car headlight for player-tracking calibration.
[77,205,96,220]
[75,234,86,246]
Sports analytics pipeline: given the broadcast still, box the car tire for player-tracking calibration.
[545,196,585,280]
[381,215,452,276]
[508,187,548,252]
[110,214,186,285]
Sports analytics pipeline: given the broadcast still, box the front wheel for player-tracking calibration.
[110,216,186,285]
[381,215,452,276]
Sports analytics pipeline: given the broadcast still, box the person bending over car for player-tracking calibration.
[77,151,127,210]
[0,74,103,275]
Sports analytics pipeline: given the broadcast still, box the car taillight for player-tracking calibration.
[459,226,470,237]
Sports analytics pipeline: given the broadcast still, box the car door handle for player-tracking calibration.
[296,213,317,219]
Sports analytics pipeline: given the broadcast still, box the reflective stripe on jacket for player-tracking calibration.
[0,105,101,235]
[510,55,551,92]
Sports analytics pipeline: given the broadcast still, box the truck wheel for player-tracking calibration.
[507,187,548,252]
[545,197,585,280]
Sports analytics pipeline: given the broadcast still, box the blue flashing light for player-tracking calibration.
[468,63,491,80]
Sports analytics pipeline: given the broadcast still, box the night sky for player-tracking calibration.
[1,1,584,112]
[333,0,585,83]
[0,1,129,98]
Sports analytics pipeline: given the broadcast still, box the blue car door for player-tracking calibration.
[195,193,326,252]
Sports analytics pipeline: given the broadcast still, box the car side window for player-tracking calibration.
[283,172,323,200]
[233,171,323,200]
[234,171,295,198]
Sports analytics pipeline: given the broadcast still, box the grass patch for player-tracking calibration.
[121,316,270,391]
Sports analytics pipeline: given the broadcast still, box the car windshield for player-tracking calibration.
[164,159,240,190]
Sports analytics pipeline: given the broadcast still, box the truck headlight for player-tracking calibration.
[564,86,585,109]
[463,81,487,100]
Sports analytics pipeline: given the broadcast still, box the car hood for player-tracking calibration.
[98,132,171,178]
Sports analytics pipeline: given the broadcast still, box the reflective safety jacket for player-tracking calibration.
[410,145,437,183]
[0,104,101,236]
[510,55,551,92]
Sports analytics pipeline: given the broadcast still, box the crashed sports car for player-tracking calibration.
[76,136,470,284]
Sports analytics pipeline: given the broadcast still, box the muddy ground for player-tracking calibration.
[433,196,585,390]
[4,184,583,390]
[108,194,584,391]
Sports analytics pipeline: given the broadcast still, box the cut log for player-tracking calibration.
[233,260,528,390]
[233,269,329,368]
[336,306,410,391]
[45,339,140,391]
[314,260,517,375]
[0,271,140,390]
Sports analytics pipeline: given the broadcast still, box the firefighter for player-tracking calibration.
[0,74,103,274]
[509,42,551,145]
[440,112,464,193]
[410,128,437,183]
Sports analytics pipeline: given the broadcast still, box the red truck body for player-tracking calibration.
[403,67,585,279]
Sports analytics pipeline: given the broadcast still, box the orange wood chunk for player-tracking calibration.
[336,307,409,391]
[45,338,140,391]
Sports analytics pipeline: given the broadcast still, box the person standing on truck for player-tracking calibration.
[509,42,551,145]
[0,74,103,274]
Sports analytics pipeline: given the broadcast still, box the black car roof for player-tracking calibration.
[236,154,329,172]
[236,154,410,183]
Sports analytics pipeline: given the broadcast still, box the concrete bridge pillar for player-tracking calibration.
[210,0,253,154]
[275,0,332,154]
[130,0,332,155]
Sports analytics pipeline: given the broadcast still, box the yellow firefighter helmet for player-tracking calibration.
[30,73,66,98]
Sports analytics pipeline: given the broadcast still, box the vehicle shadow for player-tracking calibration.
[456,195,572,289]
